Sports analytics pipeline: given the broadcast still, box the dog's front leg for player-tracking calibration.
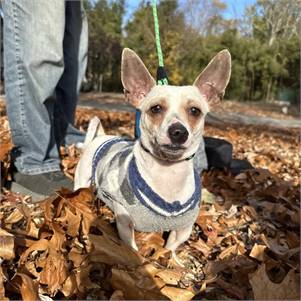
[165,224,193,252]
[114,203,138,251]
[165,224,193,266]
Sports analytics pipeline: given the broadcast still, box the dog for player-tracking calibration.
[74,48,231,253]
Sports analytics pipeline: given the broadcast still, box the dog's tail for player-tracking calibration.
[83,116,105,148]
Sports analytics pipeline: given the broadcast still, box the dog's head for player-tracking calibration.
[121,48,231,161]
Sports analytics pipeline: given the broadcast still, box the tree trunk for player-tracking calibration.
[97,74,103,92]
[266,79,272,102]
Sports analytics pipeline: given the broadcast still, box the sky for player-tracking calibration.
[124,0,257,23]
[221,0,256,19]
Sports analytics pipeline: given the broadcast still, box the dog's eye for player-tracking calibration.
[150,105,163,114]
[189,107,201,116]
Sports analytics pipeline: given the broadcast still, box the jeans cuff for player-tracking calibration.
[16,164,61,175]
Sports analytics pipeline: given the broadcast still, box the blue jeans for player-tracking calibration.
[2,0,88,175]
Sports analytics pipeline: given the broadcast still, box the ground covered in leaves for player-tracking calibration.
[0,102,300,300]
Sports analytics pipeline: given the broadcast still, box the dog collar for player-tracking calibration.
[128,156,201,217]
[140,141,195,161]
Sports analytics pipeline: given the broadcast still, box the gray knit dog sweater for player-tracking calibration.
[92,138,207,232]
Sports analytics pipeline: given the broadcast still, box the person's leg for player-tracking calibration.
[3,0,65,175]
[2,0,88,199]
[54,0,88,146]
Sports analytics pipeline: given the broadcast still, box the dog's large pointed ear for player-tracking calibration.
[121,48,156,107]
[193,49,231,106]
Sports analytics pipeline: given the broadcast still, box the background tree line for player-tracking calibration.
[84,0,300,103]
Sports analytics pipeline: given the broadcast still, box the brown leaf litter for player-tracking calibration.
[0,104,300,300]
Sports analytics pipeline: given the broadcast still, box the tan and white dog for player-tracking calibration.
[74,48,231,253]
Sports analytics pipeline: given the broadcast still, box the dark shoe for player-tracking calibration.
[204,137,233,169]
[11,171,73,202]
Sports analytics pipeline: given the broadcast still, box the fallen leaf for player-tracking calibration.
[249,243,267,261]
[0,266,8,301]
[160,286,195,301]
[0,142,13,161]
[15,273,40,301]
[3,208,24,224]
[61,273,78,297]
[110,268,165,300]
[110,290,125,300]
[189,238,211,257]
[88,233,144,268]
[156,269,182,285]
[249,264,300,300]
[136,232,165,256]
[202,188,216,204]
[56,206,81,237]
[0,228,15,260]
[39,250,68,296]
[75,262,99,292]
[20,239,49,264]
[219,245,238,260]
[215,277,246,299]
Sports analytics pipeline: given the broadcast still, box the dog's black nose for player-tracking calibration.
[168,123,189,144]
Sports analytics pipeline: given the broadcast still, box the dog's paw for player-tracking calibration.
[171,251,185,267]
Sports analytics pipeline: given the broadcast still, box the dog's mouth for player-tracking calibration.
[161,144,186,153]
[151,141,187,161]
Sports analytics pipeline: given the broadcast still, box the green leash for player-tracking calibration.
[135,0,168,138]
[151,0,169,85]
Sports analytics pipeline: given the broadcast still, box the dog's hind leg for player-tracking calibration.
[114,202,138,251]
